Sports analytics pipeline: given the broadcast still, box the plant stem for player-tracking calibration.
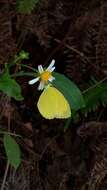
[0,131,22,138]
[12,72,37,78]
[19,64,38,72]
[9,62,38,72]
[0,161,10,190]
[82,77,107,94]
[0,98,11,190]
[64,117,72,132]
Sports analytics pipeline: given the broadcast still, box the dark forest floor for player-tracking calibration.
[0,0,107,189]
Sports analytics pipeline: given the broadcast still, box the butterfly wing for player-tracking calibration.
[51,87,71,118]
[37,86,71,119]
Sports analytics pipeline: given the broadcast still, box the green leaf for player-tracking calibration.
[0,71,24,100]
[53,72,85,110]
[17,0,39,14]
[82,83,107,113]
[4,134,21,169]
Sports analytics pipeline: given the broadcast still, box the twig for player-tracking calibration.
[40,134,59,160]
[58,173,68,190]
[54,37,102,72]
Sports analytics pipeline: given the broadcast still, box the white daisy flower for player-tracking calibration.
[28,59,55,90]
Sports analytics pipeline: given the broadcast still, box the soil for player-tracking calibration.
[0,0,107,190]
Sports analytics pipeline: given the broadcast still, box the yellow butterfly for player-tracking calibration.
[37,85,71,119]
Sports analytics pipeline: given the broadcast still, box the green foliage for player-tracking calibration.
[18,50,29,60]
[17,0,39,14]
[4,134,21,169]
[0,66,23,100]
[12,50,29,66]
[53,72,85,110]
[82,82,107,113]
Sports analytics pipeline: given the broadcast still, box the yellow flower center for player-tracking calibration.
[40,71,51,82]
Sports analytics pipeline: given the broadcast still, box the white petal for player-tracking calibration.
[38,65,44,73]
[46,59,55,71]
[49,66,55,72]
[28,77,40,85]
[38,81,45,90]
[48,76,55,82]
